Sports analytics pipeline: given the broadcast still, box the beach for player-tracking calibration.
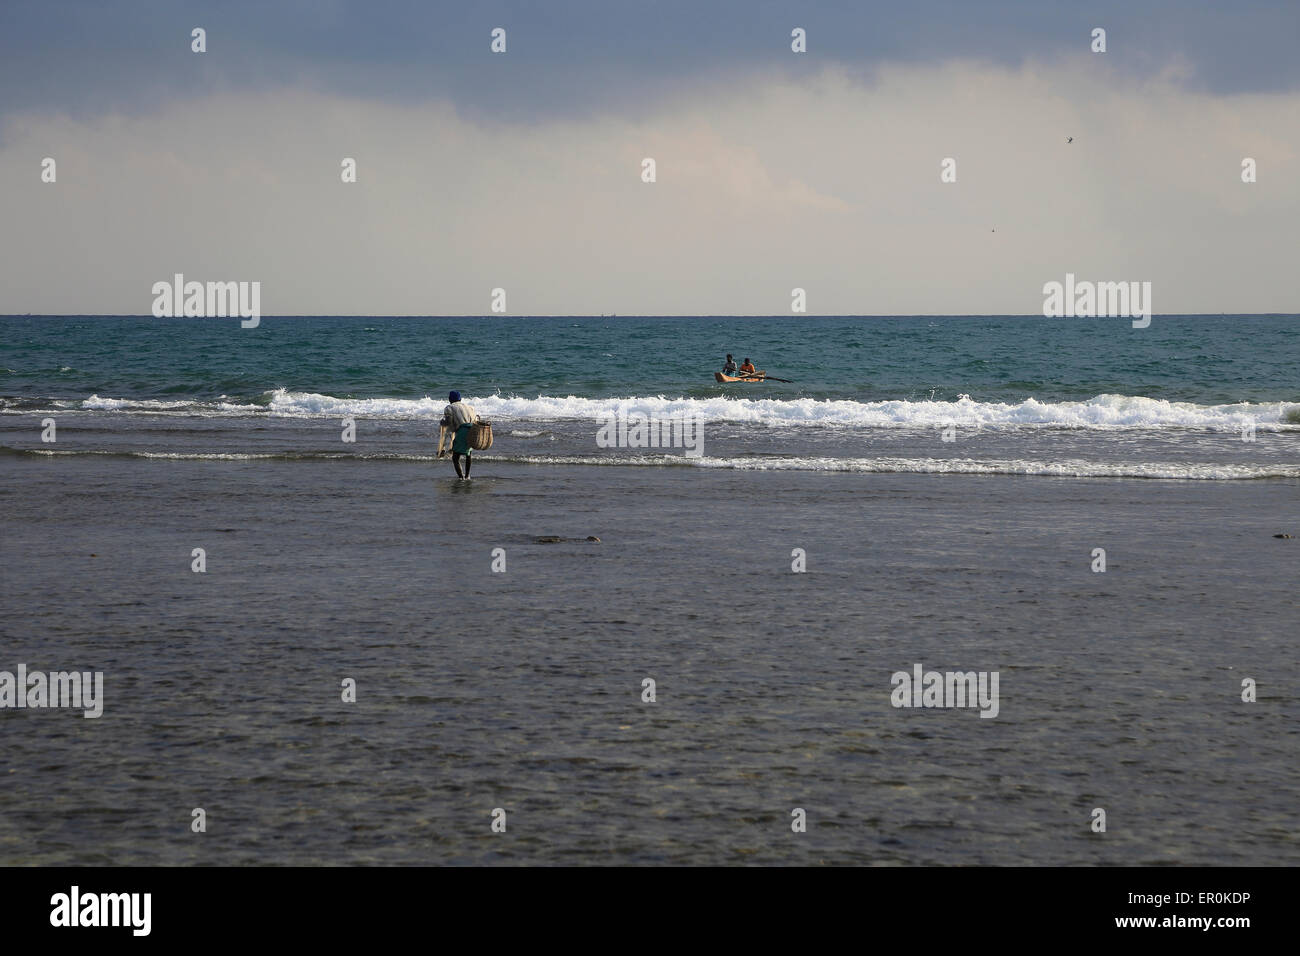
[2,394,1297,863]
[5,3,1300,934]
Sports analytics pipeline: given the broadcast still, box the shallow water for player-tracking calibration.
[2,453,1296,865]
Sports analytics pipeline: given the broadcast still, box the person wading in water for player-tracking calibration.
[441,391,479,480]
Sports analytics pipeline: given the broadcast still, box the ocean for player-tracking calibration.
[1,314,1297,865]
[3,314,1299,478]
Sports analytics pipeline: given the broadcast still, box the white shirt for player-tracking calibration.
[444,402,478,429]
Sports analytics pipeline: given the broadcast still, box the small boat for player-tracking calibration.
[715,371,766,383]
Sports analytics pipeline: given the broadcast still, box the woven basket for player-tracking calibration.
[468,420,493,450]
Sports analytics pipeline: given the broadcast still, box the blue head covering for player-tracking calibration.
[449,391,461,403]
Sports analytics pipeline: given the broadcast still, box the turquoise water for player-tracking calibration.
[5,313,1298,481]
[2,314,1297,405]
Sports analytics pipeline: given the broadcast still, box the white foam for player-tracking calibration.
[19,446,1296,478]
[263,389,445,419]
[500,454,1300,479]
[81,394,263,414]
[259,389,1298,431]
[69,389,1300,432]
[82,395,200,411]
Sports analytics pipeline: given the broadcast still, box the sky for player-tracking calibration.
[1,0,1297,315]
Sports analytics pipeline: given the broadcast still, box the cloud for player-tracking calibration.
[1,0,1298,131]
[1,60,1296,315]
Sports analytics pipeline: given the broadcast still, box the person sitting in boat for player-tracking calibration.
[722,354,737,376]
[739,358,757,377]
[441,390,479,480]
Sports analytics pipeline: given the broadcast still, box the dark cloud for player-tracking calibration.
[2,0,1297,124]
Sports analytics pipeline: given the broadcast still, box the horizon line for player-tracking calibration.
[3,313,1298,320]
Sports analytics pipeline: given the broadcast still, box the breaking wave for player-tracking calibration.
[62,389,1300,432]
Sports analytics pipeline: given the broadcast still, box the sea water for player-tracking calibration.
[1,315,1297,864]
